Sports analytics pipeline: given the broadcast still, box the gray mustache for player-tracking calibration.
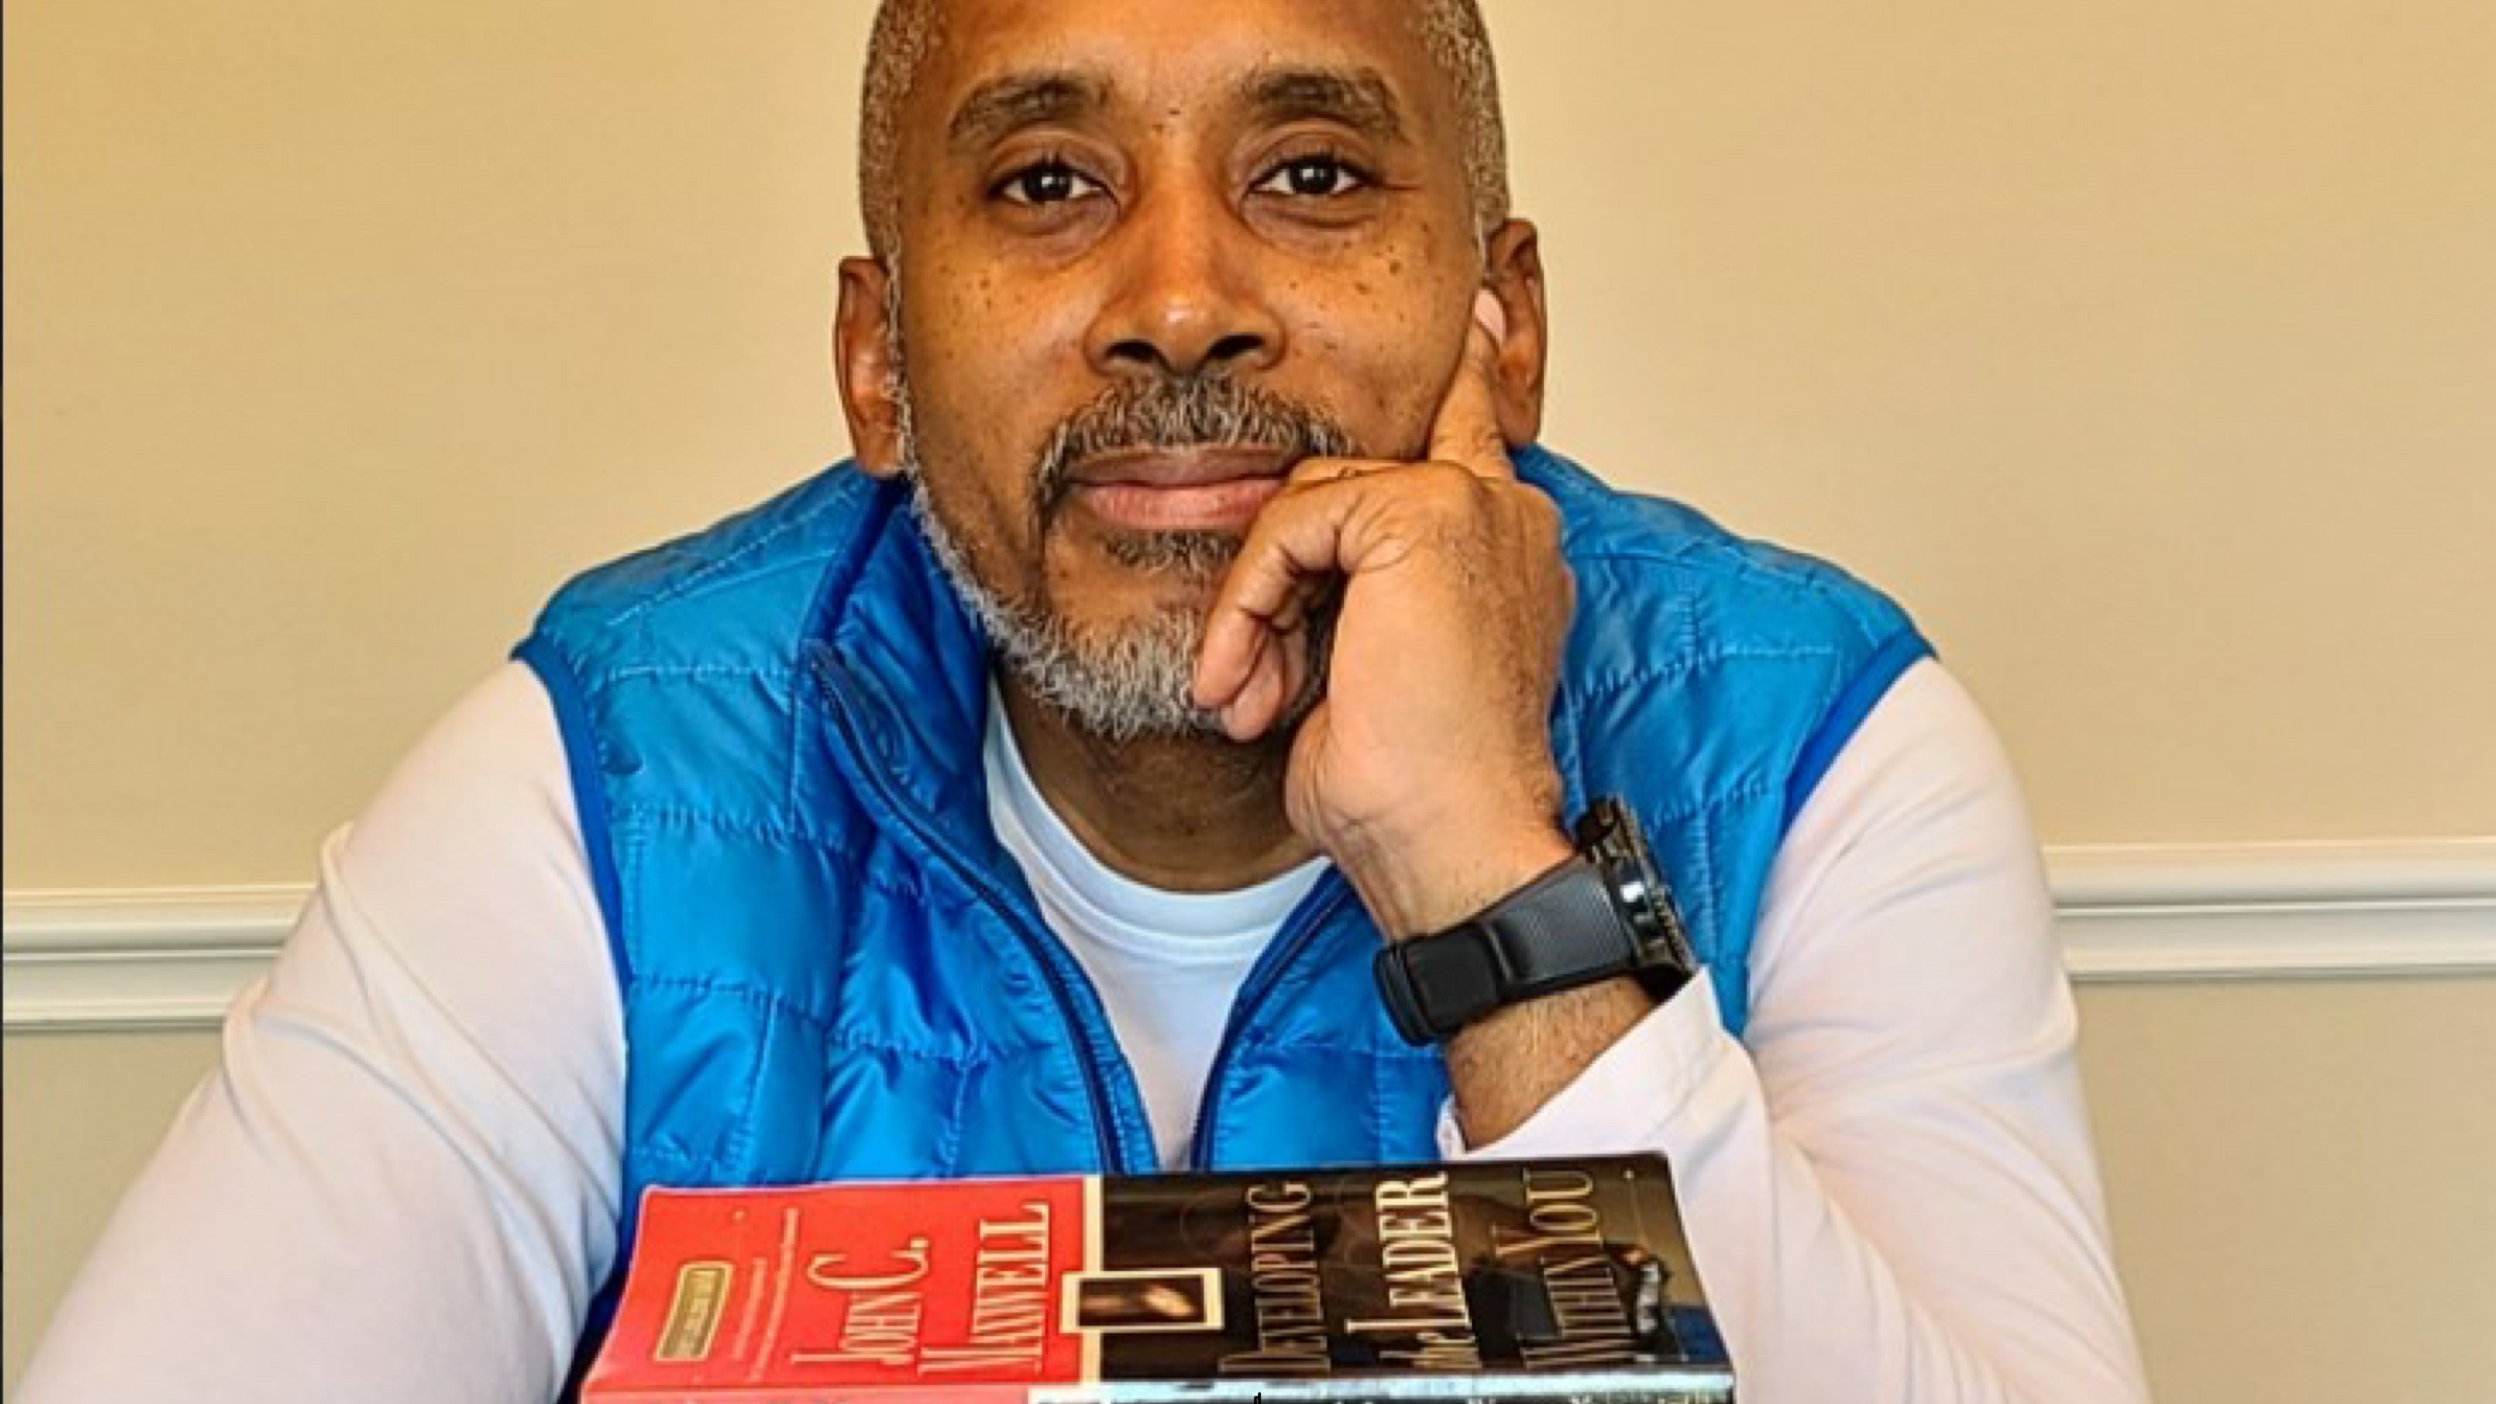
[1034,377,1358,520]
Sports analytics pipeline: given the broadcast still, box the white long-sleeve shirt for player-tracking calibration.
[19,658,2150,1404]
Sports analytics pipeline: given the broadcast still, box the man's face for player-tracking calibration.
[846,0,1520,739]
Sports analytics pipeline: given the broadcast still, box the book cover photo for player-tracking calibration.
[585,1154,1734,1403]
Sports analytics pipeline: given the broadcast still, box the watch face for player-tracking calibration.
[1580,799,1697,974]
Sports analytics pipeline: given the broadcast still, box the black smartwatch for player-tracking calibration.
[1373,797,1698,1045]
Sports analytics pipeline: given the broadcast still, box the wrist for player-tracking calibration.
[1369,796,1700,1048]
[1343,822,1575,940]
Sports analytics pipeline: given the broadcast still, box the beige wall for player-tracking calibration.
[3,1031,222,1396]
[2079,979,2496,1404]
[6,1,2493,1401]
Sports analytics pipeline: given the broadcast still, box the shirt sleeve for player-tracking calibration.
[16,663,622,1404]
[1446,661,2152,1404]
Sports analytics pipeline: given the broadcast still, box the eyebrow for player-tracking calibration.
[944,64,1411,155]
[1242,65,1409,144]
[947,71,1110,152]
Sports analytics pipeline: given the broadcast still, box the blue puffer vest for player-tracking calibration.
[517,444,1925,1305]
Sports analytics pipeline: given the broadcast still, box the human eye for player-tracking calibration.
[1250,151,1372,199]
[992,158,1102,207]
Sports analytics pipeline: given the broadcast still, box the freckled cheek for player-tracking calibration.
[917,287,1064,398]
[1287,310,1461,449]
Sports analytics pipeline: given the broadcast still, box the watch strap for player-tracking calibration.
[1374,854,1641,1045]
[1373,798,1697,1045]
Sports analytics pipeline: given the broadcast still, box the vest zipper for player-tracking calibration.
[809,652,1144,1176]
[1184,877,1356,1170]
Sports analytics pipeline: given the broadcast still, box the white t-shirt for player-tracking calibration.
[983,684,1325,1169]
[19,659,2151,1404]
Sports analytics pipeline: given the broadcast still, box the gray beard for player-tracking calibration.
[894,372,1354,746]
[906,479,1231,744]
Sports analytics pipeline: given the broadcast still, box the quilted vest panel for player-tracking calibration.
[518,445,1925,1256]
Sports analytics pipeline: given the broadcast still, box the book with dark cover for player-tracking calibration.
[584,1155,1733,1403]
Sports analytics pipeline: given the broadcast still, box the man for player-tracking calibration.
[22,2,2151,1402]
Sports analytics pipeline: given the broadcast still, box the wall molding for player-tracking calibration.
[2047,839,2496,982]
[6,841,2492,1032]
[4,885,311,1033]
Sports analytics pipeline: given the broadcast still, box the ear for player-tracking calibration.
[834,256,908,478]
[1479,220,1548,447]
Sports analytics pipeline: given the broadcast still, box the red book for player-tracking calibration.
[585,1155,1733,1403]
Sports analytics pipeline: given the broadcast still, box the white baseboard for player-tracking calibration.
[6,841,2492,1032]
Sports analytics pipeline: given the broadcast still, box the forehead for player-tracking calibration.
[909,0,1456,141]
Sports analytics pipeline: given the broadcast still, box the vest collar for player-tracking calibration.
[801,476,1005,855]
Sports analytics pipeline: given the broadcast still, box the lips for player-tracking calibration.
[1065,445,1298,533]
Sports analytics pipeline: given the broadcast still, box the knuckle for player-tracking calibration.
[1286,455,1352,488]
[1513,483,1560,527]
[1416,462,1485,508]
[1525,493,1565,549]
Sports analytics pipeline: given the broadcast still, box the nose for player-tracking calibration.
[1083,177,1284,380]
